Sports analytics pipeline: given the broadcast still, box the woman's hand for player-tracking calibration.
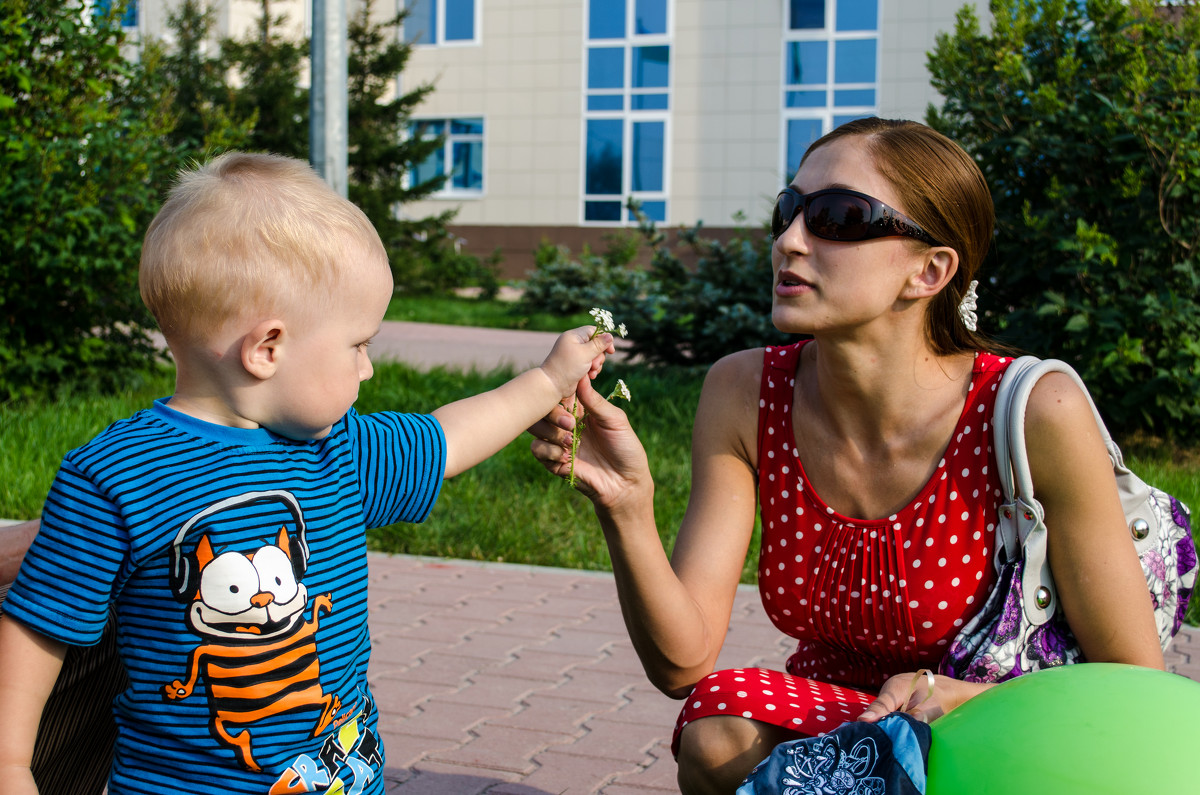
[857,670,992,724]
[528,375,652,511]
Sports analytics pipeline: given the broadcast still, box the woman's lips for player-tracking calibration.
[775,270,813,297]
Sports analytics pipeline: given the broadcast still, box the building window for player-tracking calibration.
[782,0,878,182]
[411,118,484,195]
[94,0,138,28]
[583,0,671,224]
[407,0,478,46]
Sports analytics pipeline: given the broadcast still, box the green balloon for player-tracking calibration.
[928,663,1200,793]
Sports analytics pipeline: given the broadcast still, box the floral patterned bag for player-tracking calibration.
[940,357,1197,682]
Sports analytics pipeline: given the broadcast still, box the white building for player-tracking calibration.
[128,0,988,276]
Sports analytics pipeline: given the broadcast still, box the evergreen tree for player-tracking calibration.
[155,0,254,157]
[347,0,496,295]
[218,0,309,157]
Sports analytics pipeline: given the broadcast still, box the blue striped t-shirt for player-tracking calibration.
[5,399,446,793]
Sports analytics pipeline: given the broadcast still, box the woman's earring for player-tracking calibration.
[958,280,979,332]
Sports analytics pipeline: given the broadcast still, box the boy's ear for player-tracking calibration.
[902,247,958,301]
[241,319,286,380]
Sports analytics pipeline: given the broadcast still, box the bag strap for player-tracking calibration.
[991,355,1130,626]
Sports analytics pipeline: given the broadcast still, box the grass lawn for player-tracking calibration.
[384,292,594,332]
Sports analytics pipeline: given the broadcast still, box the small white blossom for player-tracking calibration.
[589,307,616,334]
[608,379,632,402]
[617,323,628,338]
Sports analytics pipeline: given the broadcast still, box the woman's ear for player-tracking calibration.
[903,247,959,301]
[241,319,286,380]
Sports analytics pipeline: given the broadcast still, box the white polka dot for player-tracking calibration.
[717,702,727,710]
[938,601,948,609]
[742,711,753,718]
[909,600,919,608]
[938,557,946,567]
[924,580,934,589]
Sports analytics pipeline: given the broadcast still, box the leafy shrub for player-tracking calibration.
[624,209,801,366]
[518,231,651,316]
[928,0,1200,440]
[520,203,798,365]
[1,0,179,399]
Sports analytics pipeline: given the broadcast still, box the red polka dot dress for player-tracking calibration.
[671,341,1012,755]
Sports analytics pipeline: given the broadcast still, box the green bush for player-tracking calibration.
[0,0,179,399]
[626,214,801,366]
[518,230,651,316]
[928,0,1200,440]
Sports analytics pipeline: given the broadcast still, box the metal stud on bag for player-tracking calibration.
[1035,586,1052,610]
[1130,518,1150,541]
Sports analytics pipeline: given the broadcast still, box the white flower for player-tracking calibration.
[589,307,615,333]
[608,379,632,402]
[617,323,628,338]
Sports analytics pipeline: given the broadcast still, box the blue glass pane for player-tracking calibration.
[630,200,666,222]
[834,113,869,128]
[787,118,824,179]
[632,121,664,192]
[586,201,623,221]
[451,141,483,190]
[631,93,669,110]
[445,0,474,40]
[786,41,827,86]
[408,0,436,44]
[450,117,483,135]
[590,0,626,39]
[411,119,445,137]
[414,120,444,138]
[633,46,670,88]
[588,47,625,89]
[835,39,876,84]
[789,0,824,29]
[586,120,624,195]
[834,88,875,106]
[588,94,625,111]
[412,148,445,187]
[836,0,878,31]
[785,90,826,108]
[635,0,667,34]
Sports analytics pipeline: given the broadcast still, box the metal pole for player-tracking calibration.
[310,0,348,196]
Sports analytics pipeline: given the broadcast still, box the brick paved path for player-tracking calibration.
[368,552,1200,794]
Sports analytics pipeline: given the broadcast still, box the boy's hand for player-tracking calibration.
[539,326,616,398]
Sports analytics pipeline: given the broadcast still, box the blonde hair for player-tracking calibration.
[140,152,386,343]
[801,118,1001,355]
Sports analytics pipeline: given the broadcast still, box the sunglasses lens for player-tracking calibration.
[806,194,872,240]
[772,191,800,237]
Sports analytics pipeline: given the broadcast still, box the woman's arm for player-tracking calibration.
[1024,372,1163,667]
[863,371,1163,725]
[531,350,764,697]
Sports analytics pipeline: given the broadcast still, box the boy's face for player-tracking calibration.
[263,257,393,440]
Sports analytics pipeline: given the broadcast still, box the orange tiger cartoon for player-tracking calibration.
[163,491,352,772]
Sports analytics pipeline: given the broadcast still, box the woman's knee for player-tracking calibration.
[676,716,794,795]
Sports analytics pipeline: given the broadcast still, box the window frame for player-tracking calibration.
[779,0,880,185]
[406,0,481,47]
[409,115,487,199]
[581,0,673,226]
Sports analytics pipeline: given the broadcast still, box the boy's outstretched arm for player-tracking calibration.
[433,326,614,478]
[0,617,66,793]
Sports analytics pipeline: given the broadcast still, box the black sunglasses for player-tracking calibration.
[771,187,943,247]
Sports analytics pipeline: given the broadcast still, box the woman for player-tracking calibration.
[529,118,1162,795]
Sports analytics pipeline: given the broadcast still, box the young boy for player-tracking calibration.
[0,152,614,793]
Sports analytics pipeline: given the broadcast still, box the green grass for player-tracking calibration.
[385,293,593,332]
